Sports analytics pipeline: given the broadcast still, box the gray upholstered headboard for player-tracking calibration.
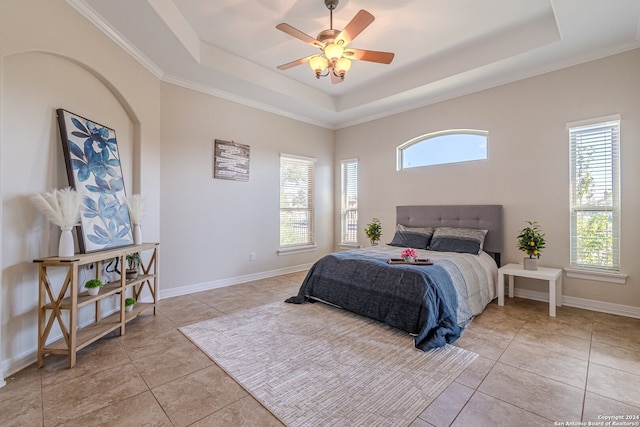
[396,205,503,256]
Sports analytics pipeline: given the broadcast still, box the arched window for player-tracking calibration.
[397,129,488,170]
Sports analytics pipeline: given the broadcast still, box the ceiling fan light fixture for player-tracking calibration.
[324,43,344,63]
[334,57,351,76]
[310,55,329,77]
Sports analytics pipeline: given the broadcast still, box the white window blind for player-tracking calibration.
[280,155,315,247]
[568,116,620,272]
[340,159,358,244]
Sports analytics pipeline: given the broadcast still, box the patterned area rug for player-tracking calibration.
[180,301,477,427]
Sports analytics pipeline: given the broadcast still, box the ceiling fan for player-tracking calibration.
[276,0,394,84]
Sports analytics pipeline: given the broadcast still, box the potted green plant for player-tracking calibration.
[517,221,546,270]
[84,278,104,296]
[364,218,382,246]
[124,297,136,312]
[125,252,141,280]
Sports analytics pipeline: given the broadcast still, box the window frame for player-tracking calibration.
[396,129,488,171]
[278,153,316,254]
[340,158,358,246]
[567,114,623,280]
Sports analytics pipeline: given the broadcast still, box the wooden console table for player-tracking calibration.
[34,242,159,368]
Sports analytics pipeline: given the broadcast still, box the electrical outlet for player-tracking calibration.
[250,252,256,261]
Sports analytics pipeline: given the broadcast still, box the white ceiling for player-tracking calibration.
[70,0,640,129]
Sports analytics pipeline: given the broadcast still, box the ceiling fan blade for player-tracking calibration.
[335,10,375,47]
[277,55,316,70]
[276,23,324,49]
[330,72,344,84]
[344,48,394,64]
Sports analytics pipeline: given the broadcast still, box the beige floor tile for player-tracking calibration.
[478,362,584,421]
[418,381,474,427]
[152,365,248,427]
[499,340,588,388]
[42,363,148,426]
[159,296,225,327]
[590,341,640,375]
[513,328,591,360]
[0,365,43,427]
[119,327,193,361]
[593,312,640,329]
[40,337,129,387]
[592,323,640,353]
[454,355,495,389]
[453,327,511,360]
[451,391,551,427]
[466,313,524,341]
[59,391,173,426]
[522,312,593,340]
[582,391,640,421]
[189,395,285,427]
[587,363,640,407]
[133,340,214,388]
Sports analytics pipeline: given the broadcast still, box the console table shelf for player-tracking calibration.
[34,242,159,368]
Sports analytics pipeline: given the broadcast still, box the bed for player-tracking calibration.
[286,205,503,351]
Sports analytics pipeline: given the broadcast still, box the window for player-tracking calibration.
[279,154,315,248]
[340,159,358,245]
[569,115,620,272]
[397,129,488,170]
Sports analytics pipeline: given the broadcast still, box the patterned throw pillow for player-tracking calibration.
[429,227,488,255]
[388,224,434,249]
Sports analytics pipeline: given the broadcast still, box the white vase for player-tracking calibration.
[58,226,74,257]
[87,287,100,296]
[125,305,134,312]
[133,223,142,245]
[405,256,415,263]
[523,257,538,271]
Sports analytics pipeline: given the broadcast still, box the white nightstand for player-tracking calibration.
[497,263,563,317]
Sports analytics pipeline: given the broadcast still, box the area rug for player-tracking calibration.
[180,301,477,427]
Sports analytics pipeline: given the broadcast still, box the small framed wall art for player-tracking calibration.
[213,139,250,182]
[57,109,134,253]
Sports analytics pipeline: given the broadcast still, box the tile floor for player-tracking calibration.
[1,270,639,426]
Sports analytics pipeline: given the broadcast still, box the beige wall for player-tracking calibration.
[335,49,640,309]
[159,83,334,293]
[0,0,161,377]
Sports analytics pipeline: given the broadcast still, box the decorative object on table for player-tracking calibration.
[125,194,145,244]
[84,278,103,296]
[401,248,418,263]
[213,139,250,182]
[125,297,136,312]
[57,109,134,253]
[517,220,546,271]
[125,252,141,280]
[31,187,82,257]
[364,217,382,246]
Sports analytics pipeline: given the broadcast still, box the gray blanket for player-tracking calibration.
[286,249,462,350]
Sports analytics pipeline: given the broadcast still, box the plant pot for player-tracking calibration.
[126,269,138,280]
[405,256,415,263]
[125,304,134,312]
[87,287,100,296]
[523,257,538,271]
[58,226,74,257]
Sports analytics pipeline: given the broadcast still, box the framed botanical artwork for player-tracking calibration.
[56,109,134,253]
[213,139,250,181]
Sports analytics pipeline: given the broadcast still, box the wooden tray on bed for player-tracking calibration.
[387,258,433,265]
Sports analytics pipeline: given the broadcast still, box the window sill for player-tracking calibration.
[564,267,628,284]
[338,243,359,249]
[277,244,317,256]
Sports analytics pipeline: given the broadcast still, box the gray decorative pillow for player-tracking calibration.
[429,227,488,255]
[388,224,434,249]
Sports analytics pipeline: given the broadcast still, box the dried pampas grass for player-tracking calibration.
[32,187,82,228]
[125,194,145,225]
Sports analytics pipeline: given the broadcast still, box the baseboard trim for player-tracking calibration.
[512,288,640,319]
[159,263,313,299]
